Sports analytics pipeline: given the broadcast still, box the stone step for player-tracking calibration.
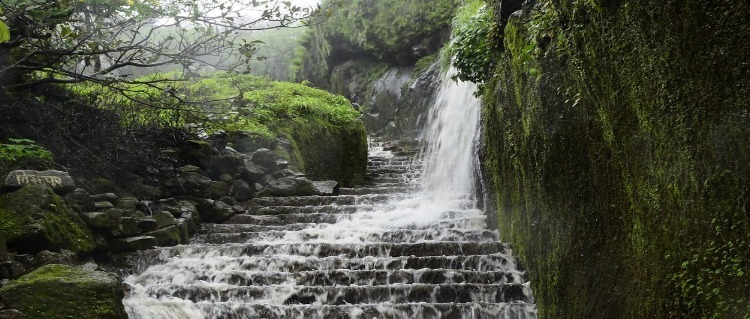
[194,229,500,245]
[251,194,407,207]
[225,211,483,226]
[339,186,418,195]
[142,283,530,305]
[131,269,523,287]
[126,252,518,274]
[129,241,505,260]
[251,205,363,216]
[153,301,537,319]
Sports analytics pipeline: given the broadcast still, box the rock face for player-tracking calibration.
[0,264,127,319]
[260,177,320,197]
[480,1,750,318]
[3,170,76,194]
[0,185,94,254]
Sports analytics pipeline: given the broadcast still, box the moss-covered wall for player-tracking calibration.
[481,1,750,318]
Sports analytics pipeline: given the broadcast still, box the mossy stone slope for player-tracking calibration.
[481,1,750,318]
[0,264,126,319]
[0,185,95,254]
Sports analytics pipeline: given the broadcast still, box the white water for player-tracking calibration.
[122,69,534,319]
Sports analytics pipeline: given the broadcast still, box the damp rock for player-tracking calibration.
[260,177,320,197]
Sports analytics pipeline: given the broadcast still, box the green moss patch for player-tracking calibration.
[0,264,126,319]
[0,185,95,254]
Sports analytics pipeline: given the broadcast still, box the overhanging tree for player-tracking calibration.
[0,0,327,102]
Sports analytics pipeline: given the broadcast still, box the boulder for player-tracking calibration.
[94,201,115,210]
[115,197,139,211]
[196,200,236,223]
[0,261,25,280]
[112,217,140,237]
[312,181,340,196]
[250,148,279,170]
[110,236,157,253]
[0,309,24,319]
[80,212,111,229]
[210,181,231,199]
[89,193,119,205]
[231,180,254,201]
[136,217,159,233]
[68,188,95,212]
[3,170,76,194]
[0,185,95,254]
[240,159,268,182]
[205,151,244,178]
[153,211,177,228]
[0,264,127,319]
[260,177,321,197]
[174,171,212,198]
[227,131,276,153]
[144,225,181,247]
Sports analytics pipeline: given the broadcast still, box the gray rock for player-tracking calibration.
[94,201,114,210]
[3,170,76,194]
[196,200,236,223]
[175,219,191,244]
[176,165,202,174]
[250,148,278,170]
[111,236,157,252]
[33,251,71,267]
[103,208,125,220]
[175,172,211,198]
[115,197,139,211]
[81,212,111,229]
[69,188,95,212]
[275,159,289,170]
[0,261,25,280]
[240,159,268,182]
[312,181,340,196]
[89,193,118,204]
[114,217,140,237]
[259,174,276,186]
[210,181,231,199]
[0,309,25,319]
[153,211,177,228]
[228,131,275,153]
[136,217,159,232]
[144,225,181,247]
[231,180,254,201]
[206,152,244,178]
[260,177,320,197]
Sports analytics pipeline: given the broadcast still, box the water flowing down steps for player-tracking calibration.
[123,140,537,319]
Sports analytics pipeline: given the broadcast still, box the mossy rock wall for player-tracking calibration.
[0,185,95,254]
[480,1,750,318]
[279,118,368,187]
[0,264,127,319]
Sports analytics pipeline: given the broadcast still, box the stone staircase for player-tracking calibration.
[123,140,537,319]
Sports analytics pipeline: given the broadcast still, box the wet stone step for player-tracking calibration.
[250,205,369,216]
[143,283,530,305]
[252,194,407,207]
[187,302,537,319]
[339,186,418,195]
[131,241,505,259]
[194,229,500,245]
[126,252,518,274]
[225,211,483,227]
[132,269,523,287]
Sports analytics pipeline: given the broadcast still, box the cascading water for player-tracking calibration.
[122,68,536,318]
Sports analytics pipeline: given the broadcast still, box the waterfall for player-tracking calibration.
[121,66,536,319]
[420,68,481,206]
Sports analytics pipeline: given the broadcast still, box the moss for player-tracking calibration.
[0,264,127,319]
[0,185,95,254]
[480,0,750,318]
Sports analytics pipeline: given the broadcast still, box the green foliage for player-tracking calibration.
[0,20,9,43]
[0,138,53,168]
[443,1,499,83]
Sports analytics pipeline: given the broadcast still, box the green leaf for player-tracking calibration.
[0,20,10,43]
